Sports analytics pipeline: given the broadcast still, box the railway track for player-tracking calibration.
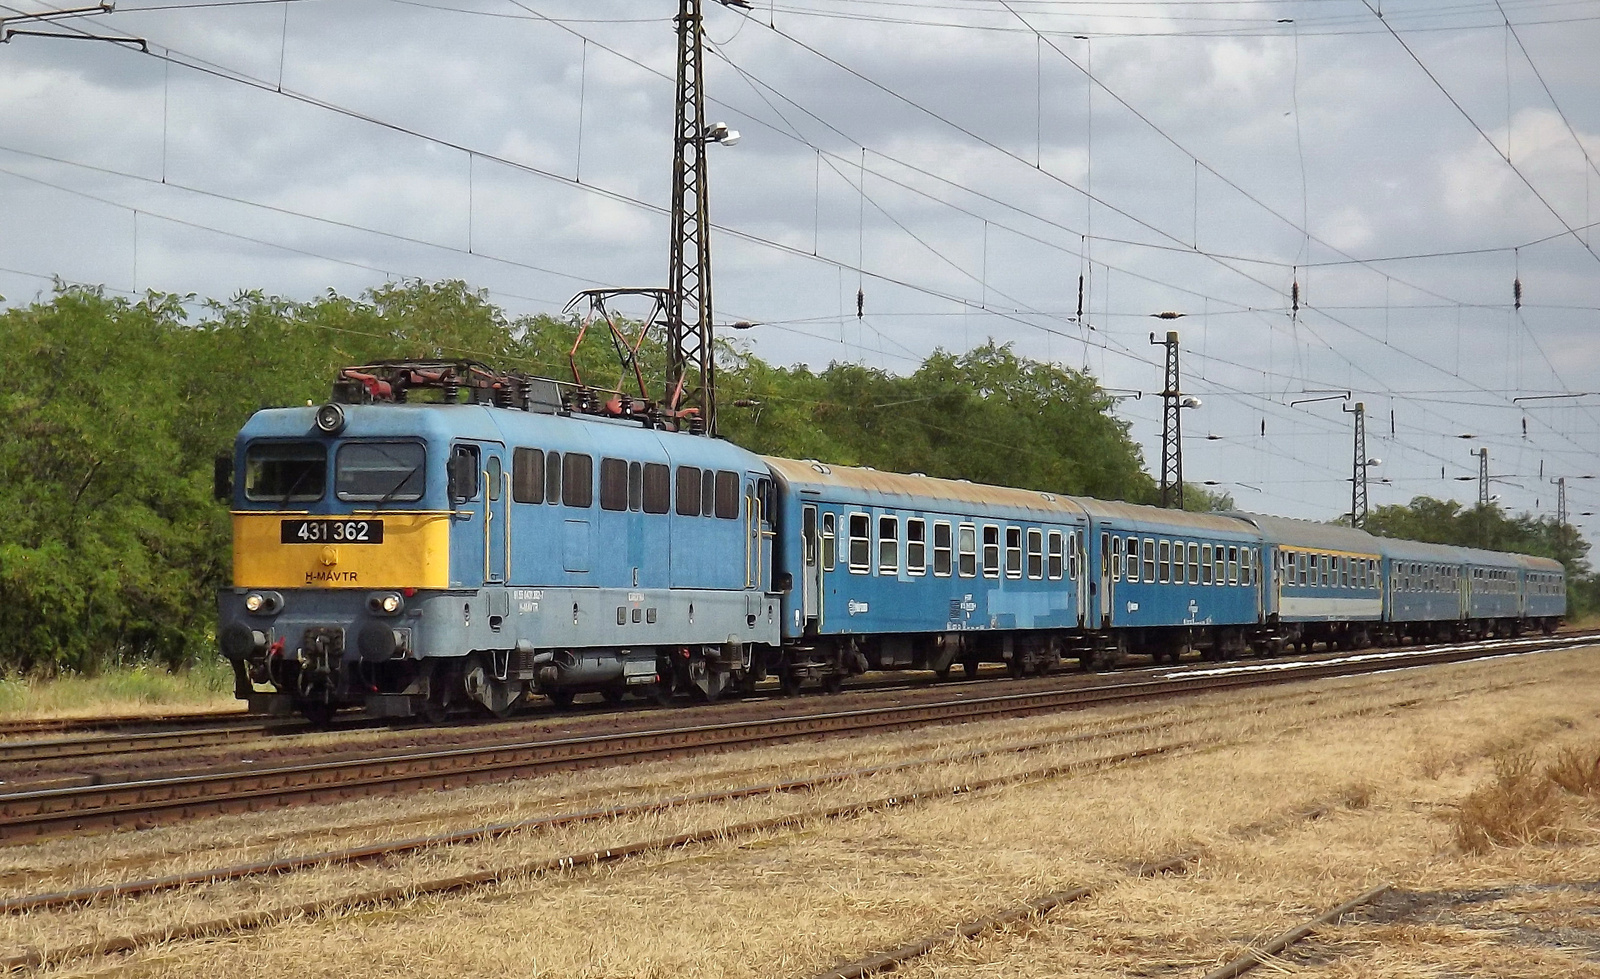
[6,628,1592,767]
[0,631,1586,842]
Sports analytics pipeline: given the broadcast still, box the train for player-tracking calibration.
[215,361,1566,723]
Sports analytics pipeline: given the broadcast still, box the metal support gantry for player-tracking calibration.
[666,0,717,435]
[1152,330,1184,509]
[1345,401,1368,528]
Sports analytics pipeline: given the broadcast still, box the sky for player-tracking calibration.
[1,0,1597,541]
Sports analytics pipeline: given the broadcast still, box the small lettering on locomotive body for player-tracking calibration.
[305,570,360,584]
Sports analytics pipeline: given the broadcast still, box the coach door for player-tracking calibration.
[801,504,821,628]
[1099,532,1113,627]
[1073,529,1089,628]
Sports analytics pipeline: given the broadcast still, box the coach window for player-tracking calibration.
[933,522,953,576]
[982,526,1001,578]
[1113,535,1125,582]
[907,519,927,575]
[879,516,899,574]
[1142,538,1156,582]
[1006,528,1023,578]
[542,450,561,504]
[1187,542,1200,585]
[1122,536,1135,580]
[675,466,701,516]
[932,522,952,576]
[561,453,593,507]
[1243,549,1254,586]
[821,513,837,571]
[600,458,628,512]
[1156,540,1170,584]
[1199,544,1212,585]
[1047,530,1064,579]
[848,513,871,572]
[512,447,543,504]
[958,524,977,577]
[1071,531,1082,579]
[714,470,740,519]
[1027,529,1044,579]
[1227,546,1239,585]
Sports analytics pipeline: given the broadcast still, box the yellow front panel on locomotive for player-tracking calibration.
[232,512,452,589]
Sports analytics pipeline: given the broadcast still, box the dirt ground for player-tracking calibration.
[7,645,1600,978]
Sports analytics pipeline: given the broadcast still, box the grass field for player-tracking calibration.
[3,646,1599,976]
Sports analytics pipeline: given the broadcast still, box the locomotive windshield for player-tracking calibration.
[244,441,326,503]
[335,441,426,503]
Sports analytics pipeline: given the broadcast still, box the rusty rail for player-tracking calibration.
[0,745,1177,972]
[0,633,1587,842]
[1199,883,1393,979]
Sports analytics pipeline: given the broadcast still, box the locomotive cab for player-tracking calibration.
[217,403,458,723]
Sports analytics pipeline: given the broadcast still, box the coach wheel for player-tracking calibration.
[935,664,953,681]
[963,659,981,680]
[822,673,845,695]
[778,667,804,697]
[1008,656,1026,680]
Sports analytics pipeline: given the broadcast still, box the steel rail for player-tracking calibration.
[0,719,1177,915]
[5,629,1591,755]
[0,744,1178,973]
[1199,883,1394,979]
[0,634,1587,842]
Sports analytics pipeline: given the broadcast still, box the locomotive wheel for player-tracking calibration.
[548,689,576,709]
[300,699,336,728]
[601,685,626,706]
[963,659,980,680]
[822,673,844,695]
[934,664,953,681]
[779,670,804,696]
[1008,656,1026,679]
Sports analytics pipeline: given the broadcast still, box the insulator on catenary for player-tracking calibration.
[1514,277,1523,310]
[1291,279,1300,314]
[1077,274,1084,320]
[1260,418,1266,436]
[856,288,864,320]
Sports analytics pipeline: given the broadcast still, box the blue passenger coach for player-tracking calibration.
[1229,514,1384,651]
[766,458,1091,687]
[1080,501,1262,664]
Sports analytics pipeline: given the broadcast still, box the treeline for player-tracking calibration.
[2,280,1586,674]
[0,280,1180,673]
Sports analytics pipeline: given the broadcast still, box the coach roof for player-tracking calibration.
[1225,512,1384,554]
[763,457,1088,519]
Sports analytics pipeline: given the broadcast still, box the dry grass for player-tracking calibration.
[0,660,237,721]
[1452,752,1570,853]
[6,646,1600,978]
[1451,741,1600,853]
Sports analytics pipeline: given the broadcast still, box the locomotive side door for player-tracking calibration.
[482,445,508,583]
[447,442,485,588]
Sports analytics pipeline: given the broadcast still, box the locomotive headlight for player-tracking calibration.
[381,594,401,614]
[314,403,346,435]
[244,593,265,613]
[367,591,405,616]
